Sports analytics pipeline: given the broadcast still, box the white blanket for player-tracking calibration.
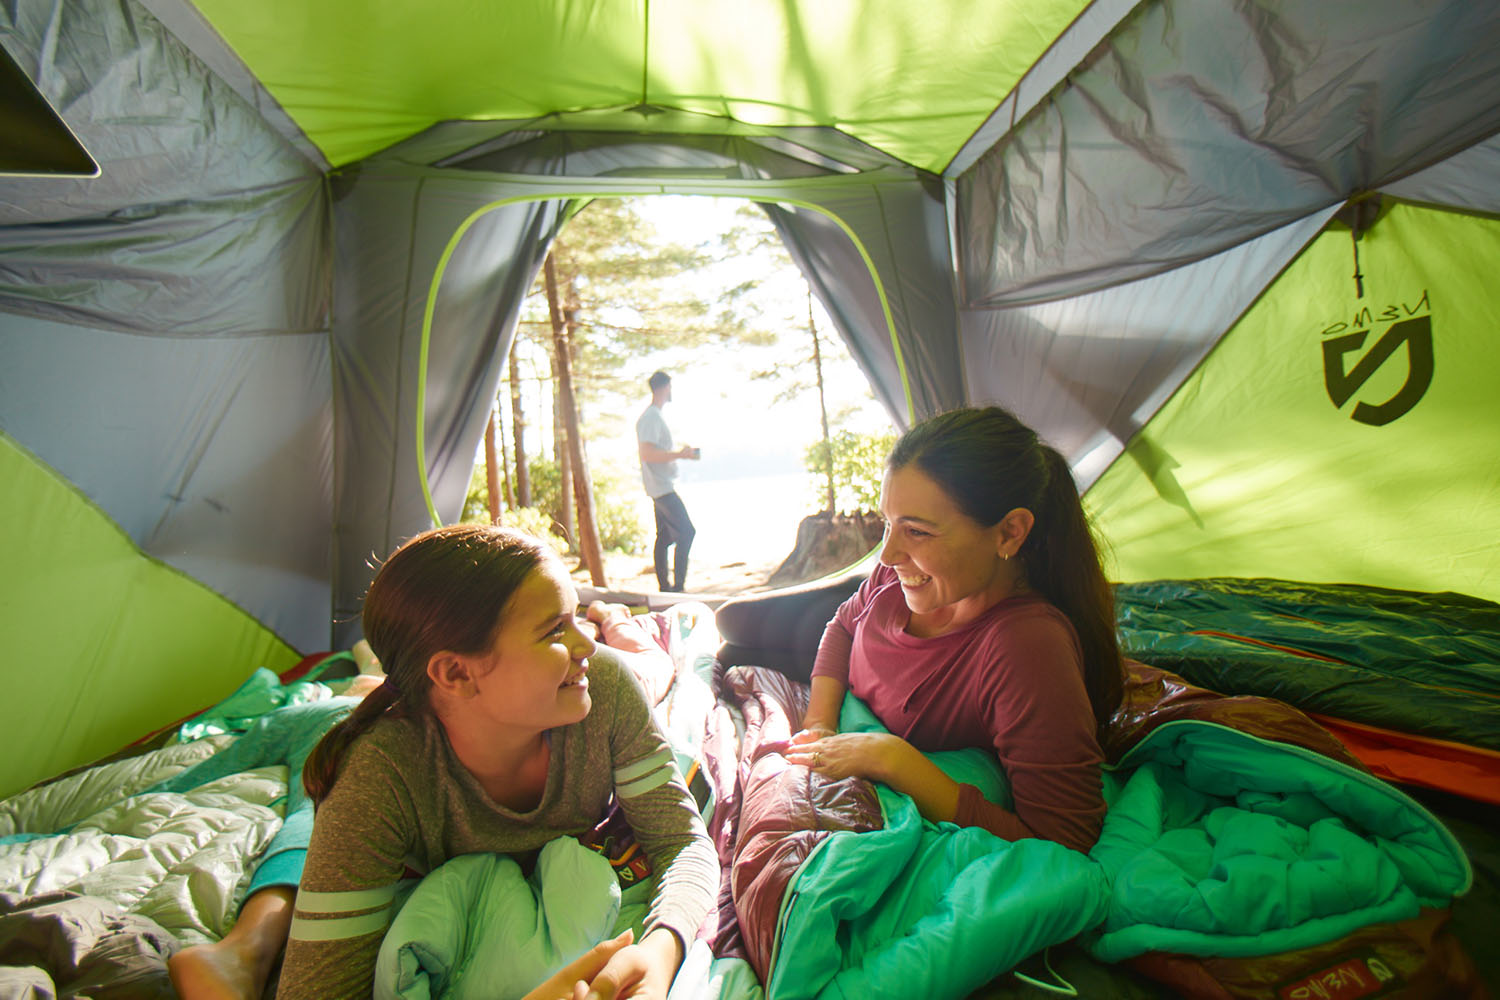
[0,736,286,945]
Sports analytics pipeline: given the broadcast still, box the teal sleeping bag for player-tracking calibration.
[765,695,1109,1000]
[374,838,640,1000]
[1083,720,1472,962]
[761,700,1471,999]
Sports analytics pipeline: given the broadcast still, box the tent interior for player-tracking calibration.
[2,0,1498,996]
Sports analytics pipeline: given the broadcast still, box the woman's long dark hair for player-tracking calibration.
[303,524,551,803]
[888,406,1124,725]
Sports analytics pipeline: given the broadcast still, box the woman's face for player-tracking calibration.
[467,558,597,733]
[878,463,1013,635]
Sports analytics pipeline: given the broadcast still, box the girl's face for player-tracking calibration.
[467,558,597,733]
[878,463,1014,636]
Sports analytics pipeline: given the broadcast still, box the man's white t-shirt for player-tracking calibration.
[636,404,676,499]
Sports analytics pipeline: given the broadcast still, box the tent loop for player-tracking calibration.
[1334,193,1383,299]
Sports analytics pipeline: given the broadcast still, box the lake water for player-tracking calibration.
[671,472,822,569]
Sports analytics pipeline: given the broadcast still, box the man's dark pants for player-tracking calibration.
[651,491,695,592]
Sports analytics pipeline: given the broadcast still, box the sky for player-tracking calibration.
[501,194,895,486]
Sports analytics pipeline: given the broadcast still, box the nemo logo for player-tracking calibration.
[1320,295,1434,426]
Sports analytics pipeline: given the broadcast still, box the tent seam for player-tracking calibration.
[392,176,428,541]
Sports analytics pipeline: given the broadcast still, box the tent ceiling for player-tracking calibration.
[186,0,1088,171]
[956,0,1500,308]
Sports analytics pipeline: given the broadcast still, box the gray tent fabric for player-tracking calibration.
[1,0,332,651]
[956,0,1500,309]
[944,0,1139,180]
[1378,132,1500,216]
[135,0,331,172]
[0,312,335,647]
[763,203,916,430]
[329,167,564,643]
[960,207,1337,488]
[0,0,328,335]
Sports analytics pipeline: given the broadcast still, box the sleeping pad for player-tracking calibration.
[720,674,1473,999]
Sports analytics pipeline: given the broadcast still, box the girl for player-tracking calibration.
[276,525,716,1000]
[787,406,1125,854]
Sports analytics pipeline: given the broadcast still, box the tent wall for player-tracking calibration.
[949,0,1500,606]
[1,431,298,798]
[958,209,1337,486]
[1,0,329,792]
[1380,133,1500,216]
[1086,200,1500,602]
[329,168,565,643]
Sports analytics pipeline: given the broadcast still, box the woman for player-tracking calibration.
[275,525,716,1000]
[786,406,1124,854]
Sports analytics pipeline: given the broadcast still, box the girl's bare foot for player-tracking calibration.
[168,941,264,1000]
[169,886,294,1000]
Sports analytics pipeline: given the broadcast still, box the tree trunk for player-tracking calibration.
[536,370,550,463]
[808,288,835,514]
[508,349,529,508]
[483,406,502,524]
[544,254,606,585]
[499,402,514,510]
[563,274,605,579]
[551,362,573,546]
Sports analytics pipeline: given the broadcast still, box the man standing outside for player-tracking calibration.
[636,371,699,592]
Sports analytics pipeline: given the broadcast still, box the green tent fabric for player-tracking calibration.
[188,0,1089,170]
[0,432,297,797]
[1087,202,1500,602]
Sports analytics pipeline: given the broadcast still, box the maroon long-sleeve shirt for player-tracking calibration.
[812,563,1105,853]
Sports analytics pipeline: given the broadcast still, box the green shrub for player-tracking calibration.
[464,456,647,554]
[803,430,895,514]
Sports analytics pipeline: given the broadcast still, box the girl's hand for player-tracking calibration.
[523,930,634,1000]
[572,927,682,1000]
[783,731,909,783]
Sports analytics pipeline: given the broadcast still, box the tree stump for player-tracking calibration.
[769,511,885,587]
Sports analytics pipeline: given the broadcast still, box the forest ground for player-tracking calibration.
[570,548,782,603]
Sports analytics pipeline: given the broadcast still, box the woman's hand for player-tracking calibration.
[783,731,909,783]
[570,926,682,1000]
[787,733,963,825]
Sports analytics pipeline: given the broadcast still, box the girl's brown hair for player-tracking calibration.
[888,406,1125,725]
[302,524,552,802]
